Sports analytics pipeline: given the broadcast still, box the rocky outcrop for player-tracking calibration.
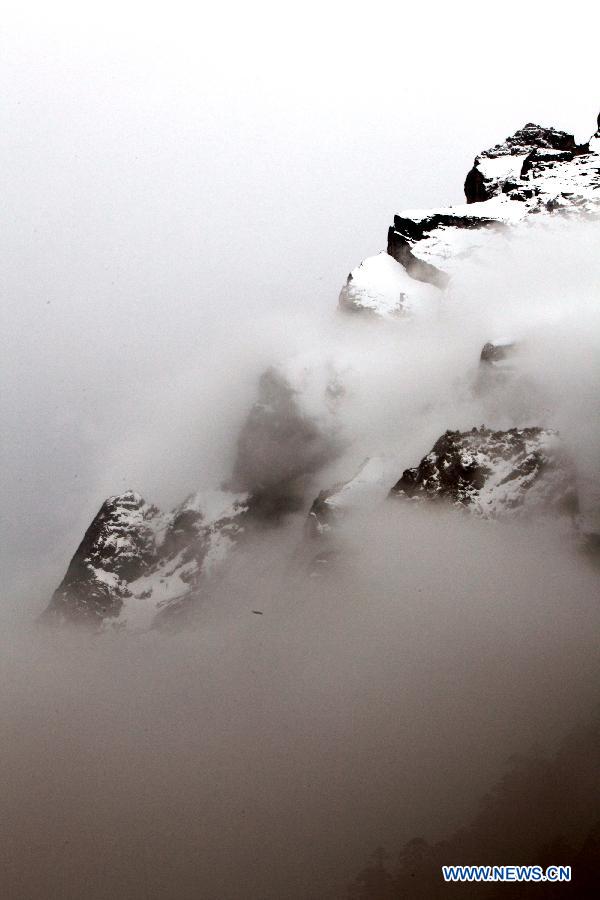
[44,492,163,625]
[47,113,599,630]
[390,427,577,519]
[341,115,600,316]
[228,364,342,517]
[386,210,496,288]
[44,489,249,629]
[45,359,345,628]
[301,425,579,571]
[464,123,585,204]
[479,340,517,365]
[471,339,533,416]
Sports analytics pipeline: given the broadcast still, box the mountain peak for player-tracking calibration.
[340,113,600,317]
[45,110,600,630]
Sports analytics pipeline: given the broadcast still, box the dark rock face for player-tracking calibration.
[387,212,503,288]
[480,340,517,365]
[45,363,342,627]
[345,115,599,316]
[464,122,589,204]
[44,491,162,625]
[47,114,599,630]
[463,162,488,204]
[229,366,342,518]
[387,221,450,289]
[472,340,532,414]
[393,430,490,505]
[43,488,251,629]
[378,115,600,306]
[491,122,578,155]
[391,427,577,518]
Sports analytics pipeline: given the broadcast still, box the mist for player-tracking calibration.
[3,216,600,896]
[2,0,599,603]
[2,3,600,898]
[2,507,599,898]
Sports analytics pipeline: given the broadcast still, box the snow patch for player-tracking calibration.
[339,252,439,318]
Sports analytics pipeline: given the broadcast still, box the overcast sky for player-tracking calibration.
[2,0,599,607]
[1,7,600,898]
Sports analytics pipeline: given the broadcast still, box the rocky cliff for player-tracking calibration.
[340,119,600,317]
[44,113,600,629]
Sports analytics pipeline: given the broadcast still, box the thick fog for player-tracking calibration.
[2,0,599,604]
[2,510,600,898]
[1,3,600,898]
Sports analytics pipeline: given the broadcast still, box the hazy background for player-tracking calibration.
[1,2,599,898]
[1,511,599,898]
[2,0,599,608]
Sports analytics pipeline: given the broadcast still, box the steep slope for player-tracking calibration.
[390,426,577,519]
[300,425,579,575]
[338,252,439,318]
[45,113,599,629]
[341,118,600,317]
[44,489,249,629]
[44,491,164,625]
[44,357,345,628]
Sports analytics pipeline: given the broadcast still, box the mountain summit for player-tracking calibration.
[44,114,600,629]
[341,116,600,317]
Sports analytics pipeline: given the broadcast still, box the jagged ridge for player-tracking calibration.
[390,426,577,518]
[46,113,599,629]
[341,115,600,317]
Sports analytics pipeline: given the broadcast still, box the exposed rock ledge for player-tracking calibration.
[46,114,599,630]
[43,358,344,629]
[340,116,600,317]
[299,425,581,577]
[389,427,578,519]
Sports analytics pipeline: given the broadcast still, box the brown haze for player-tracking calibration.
[2,5,599,897]
[2,222,600,898]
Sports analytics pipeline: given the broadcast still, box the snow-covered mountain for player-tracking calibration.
[390,426,576,519]
[340,118,600,317]
[44,488,250,629]
[44,114,600,629]
[45,361,344,629]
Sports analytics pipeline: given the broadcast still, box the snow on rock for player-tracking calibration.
[301,425,581,576]
[338,252,440,318]
[459,120,600,224]
[44,491,164,626]
[46,112,600,629]
[390,427,578,520]
[45,353,350,629]
[44,349,352,629]
[345,115,600,318]
[464,122,581,203]
[114,489,250,631]
[44,488,250,630]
